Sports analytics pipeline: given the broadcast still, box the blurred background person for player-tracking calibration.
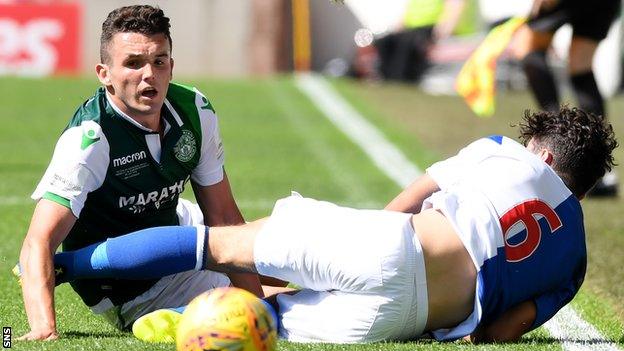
[512,0,622,196]
[374,0,476,83]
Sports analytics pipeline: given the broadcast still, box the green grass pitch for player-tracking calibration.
[0,75,622,350]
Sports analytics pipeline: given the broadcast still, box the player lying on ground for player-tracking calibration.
[41,107,616,343]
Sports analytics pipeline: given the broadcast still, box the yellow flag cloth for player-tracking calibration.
[455,17,526,117]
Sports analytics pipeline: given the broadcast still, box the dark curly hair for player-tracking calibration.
[518,106,618,198]
[100,5,171,64]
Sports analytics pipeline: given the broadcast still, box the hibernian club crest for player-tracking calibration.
[174,130,197,162]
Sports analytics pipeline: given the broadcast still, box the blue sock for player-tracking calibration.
[261,299,280,331]
[171,306,186,314]
[54,226,208,282]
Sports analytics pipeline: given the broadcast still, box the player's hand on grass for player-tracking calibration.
[18,328,59,341]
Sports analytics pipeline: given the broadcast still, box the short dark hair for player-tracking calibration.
[100,5,172,64]
[518,106,618,198]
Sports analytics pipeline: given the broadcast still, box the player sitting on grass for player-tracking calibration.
[38,107,616,343]
[16,5,261,342]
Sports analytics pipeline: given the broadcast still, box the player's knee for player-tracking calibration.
[513,26,551,59]
[568,55,594,74]
[568,38,598,73]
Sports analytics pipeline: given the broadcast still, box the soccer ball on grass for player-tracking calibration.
[176,287,278,351]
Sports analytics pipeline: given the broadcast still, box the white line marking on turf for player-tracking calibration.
[268,80,373,204]
[294,73,421,188]
[544,306,621,351]
[295,72,621,351]
[0,196,32,206]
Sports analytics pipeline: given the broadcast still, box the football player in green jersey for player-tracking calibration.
[17,5,262,341]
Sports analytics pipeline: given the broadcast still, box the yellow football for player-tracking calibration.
[176,287,277,351]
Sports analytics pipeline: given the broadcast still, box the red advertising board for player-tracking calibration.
[0,3,82,76]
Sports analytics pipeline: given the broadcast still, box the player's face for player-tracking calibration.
[96,32,173,121]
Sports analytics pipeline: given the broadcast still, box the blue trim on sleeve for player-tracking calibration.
[487,135,504,144]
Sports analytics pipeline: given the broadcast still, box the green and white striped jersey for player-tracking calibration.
[32,83,225,308]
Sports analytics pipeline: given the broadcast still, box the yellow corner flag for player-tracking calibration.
[455,17,526,117]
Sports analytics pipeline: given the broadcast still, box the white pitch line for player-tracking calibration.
[0,196,32,206]
[294,73,421,188]
[544,306,620,351]
[267,80,374,204]
[295,73,620,351]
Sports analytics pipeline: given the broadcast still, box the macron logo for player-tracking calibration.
[113,151,147,167]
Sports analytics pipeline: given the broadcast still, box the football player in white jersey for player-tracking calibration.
[41,106,616,343]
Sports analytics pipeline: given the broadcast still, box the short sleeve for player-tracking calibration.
[31,120,110,217]
[426,137,502,189]
[190,88,225,186]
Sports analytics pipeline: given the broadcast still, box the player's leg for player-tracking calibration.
[48,221,262,343]
[131,309,182,343]
[513,1,570,112]
[50,220,266,283]
[566,0,619,120]
[51,226,209,283]
[275,289,385,343]
[127,271,228,342]
[514,26,559,112]
[51,194,424,342]
[276,282,426,343]
[124,198,229,342]
[374,31,400,80]
[568,37,603,117]
[177,198,288,287]
[568,0,620,196]
[206,218,267,273]
[132,277,293,344]
[252,194,414,292]
[253,194,430,342]
[260,195,427,342]
[49,194,411,289]
[11,198,212,286]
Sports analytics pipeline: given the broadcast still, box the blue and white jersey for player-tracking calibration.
[423,136,586,340]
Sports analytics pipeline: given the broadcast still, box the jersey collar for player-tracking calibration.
[105,92,172,135]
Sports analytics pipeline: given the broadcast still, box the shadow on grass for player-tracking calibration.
[517,336,622,346]
[380,336,561,346]
[62,331,125,339]
[522,337,613,346]
[404,335,620,346]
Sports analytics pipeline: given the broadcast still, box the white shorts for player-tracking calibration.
[254,194,429,343]
[176,198,205,226]
[96,199,230,329]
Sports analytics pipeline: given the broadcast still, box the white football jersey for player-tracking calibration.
[424,136,586,340]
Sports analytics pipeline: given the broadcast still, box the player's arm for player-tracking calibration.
[385,174,440,213]
[191,172,264,298]
[18,200,76,341]
[18,118,108,340]
[468,300,537,344]
[389,138,501,213]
